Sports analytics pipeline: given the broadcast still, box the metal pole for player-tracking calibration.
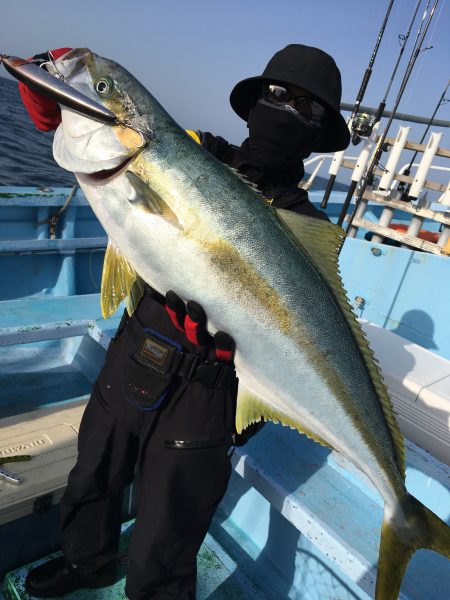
[339,102,450,127]
[337,181,357,227]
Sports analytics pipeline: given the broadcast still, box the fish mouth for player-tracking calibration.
[76,155,134,185]
[1,51,117,125]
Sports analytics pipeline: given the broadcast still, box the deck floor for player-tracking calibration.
[3,521,266,600]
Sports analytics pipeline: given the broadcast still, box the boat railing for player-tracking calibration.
[301,121,450,256]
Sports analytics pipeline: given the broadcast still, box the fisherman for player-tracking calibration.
[20,44,349,599]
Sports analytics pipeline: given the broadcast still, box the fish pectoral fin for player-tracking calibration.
[126,171,183,230]
[101,241,144,318]
[236,387,330,448]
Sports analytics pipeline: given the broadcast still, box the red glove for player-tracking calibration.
[165,291,235,362]
[18,48,72,131]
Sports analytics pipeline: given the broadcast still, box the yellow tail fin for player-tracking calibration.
[376,494,450,600]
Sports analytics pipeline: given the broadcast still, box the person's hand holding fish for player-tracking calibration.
[164,291,235,362]
[18,48,71,131]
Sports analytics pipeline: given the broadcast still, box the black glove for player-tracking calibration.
[165,291,235,362]
[165,291,266,445]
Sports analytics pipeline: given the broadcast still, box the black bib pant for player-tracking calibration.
[59,289,237,599]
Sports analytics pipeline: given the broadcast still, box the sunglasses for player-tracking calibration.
[262,84,326,126]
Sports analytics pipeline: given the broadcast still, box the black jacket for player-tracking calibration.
[195,131,330,222]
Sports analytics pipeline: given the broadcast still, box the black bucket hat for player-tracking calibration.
[230,44,350,153]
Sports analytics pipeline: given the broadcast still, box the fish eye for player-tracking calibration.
[95,78,113,97]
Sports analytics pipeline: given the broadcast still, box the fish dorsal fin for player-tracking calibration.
[186,129,201,144]
[186,129,260,193]
[227,166,261,191]
[236,386,330,448]
[276,209,346,282]
[101,242,144,318]
[276,209,406,478]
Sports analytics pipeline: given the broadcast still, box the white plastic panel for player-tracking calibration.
[361,321,450,466]
[0,400,87,525]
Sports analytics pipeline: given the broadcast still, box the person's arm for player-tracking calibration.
[18,48,72,131]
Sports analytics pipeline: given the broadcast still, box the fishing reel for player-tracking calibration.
[351,112,375,145]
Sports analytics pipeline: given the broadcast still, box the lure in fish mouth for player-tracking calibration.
[1,49,152,181]
[5,47,450,599]
[0,50,118,126]
[44,48,153,180]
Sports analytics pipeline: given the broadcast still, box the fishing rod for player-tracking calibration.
[344,0,441,233]
[334,0,423,224]
[398,78,449,199]
[349,0,396,125]
[320,0,395,209]
[351,0,423,145]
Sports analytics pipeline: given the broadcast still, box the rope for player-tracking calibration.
[37,184,78,239]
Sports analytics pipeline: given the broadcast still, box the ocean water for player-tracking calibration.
[0,75,344,191]
[0,76,76,187]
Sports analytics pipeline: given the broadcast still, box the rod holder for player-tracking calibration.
[438,179,450,207]
[409,132,443,199]
[379,126,410,191]
[351,122,381,184]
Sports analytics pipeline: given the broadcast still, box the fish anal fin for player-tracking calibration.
[101,242,144,318]
[236,387,330,448]
[276,208,406,478]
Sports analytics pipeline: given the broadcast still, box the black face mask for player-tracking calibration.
[247,99,321,173]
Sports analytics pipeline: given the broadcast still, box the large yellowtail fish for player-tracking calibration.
[39,48,450,599]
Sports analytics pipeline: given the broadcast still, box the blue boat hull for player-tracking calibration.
[1,186,449,599]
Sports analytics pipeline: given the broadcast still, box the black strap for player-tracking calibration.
[144,283,165,305]
[114,309,130,341]
[125,316,237,391]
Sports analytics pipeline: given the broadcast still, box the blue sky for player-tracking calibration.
[1,0,449,145]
